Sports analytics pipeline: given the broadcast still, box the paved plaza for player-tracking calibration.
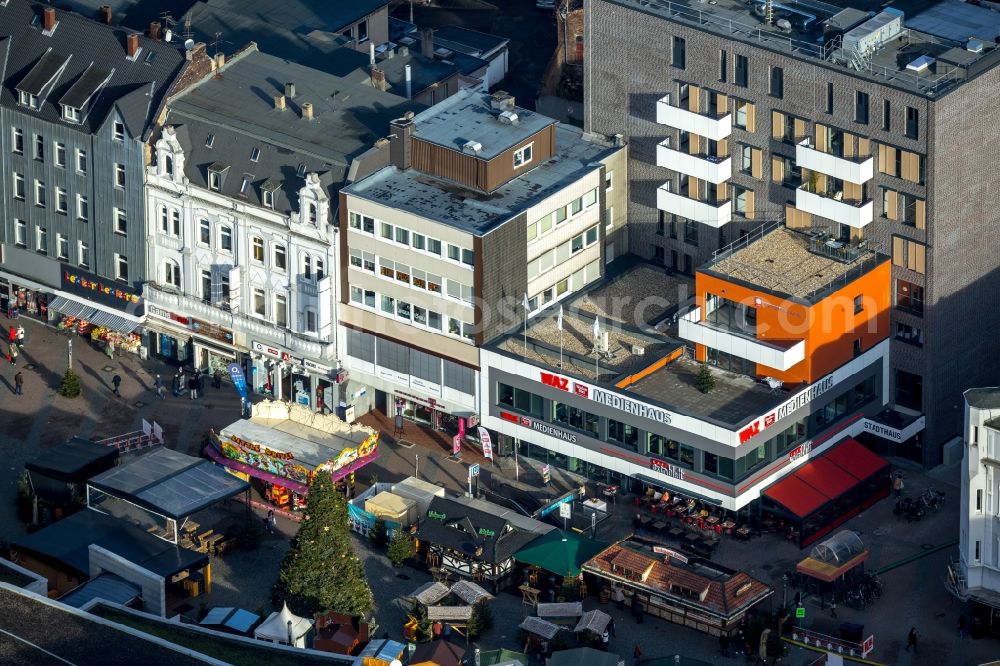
[0,317,996,664]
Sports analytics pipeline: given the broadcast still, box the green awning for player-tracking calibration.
[513,529,608,577]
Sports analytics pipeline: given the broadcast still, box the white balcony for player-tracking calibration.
[657,141,732,184]
[796,139,874,185]
[679,306,806,372]
[657,186,731,228]
[656,96,731,141]
[795,187,874,229]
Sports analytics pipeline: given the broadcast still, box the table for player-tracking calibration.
[721,520,736,530]
[182,520,200,535]
[204,534,224,553]
[706,516,720,525]
[582,498,608,513]
[669,527,685,538]
[652,521,666,532]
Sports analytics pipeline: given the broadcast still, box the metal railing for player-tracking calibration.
[709,220,782,263]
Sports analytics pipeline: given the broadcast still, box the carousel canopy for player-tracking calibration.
[518,616,562,640]
[549,647,621,666]
[254,602,313,642]
[513,529,608,577]
[573,610,611,635]
[809,530,866,566]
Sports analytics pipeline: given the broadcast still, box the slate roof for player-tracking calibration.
[415,496,541,565]
[165,46,423,217]
[0,1,188,139]
[583,542,772,620]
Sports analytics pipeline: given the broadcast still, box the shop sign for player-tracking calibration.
[428,510,447,520]
[189,317,234,344]
[862,636,874,658]
[467,414,479,428]
[652,546,688,564]
[538,371,589,397]
[61,265,141,310]
[478,527,495,537]
[773,376,835,421]
[650,458,685,480]
[396,390,441,411]
[478,427,493,459]
[788,442,812,462]
[229,434,295,460]
[252,340,298,364]
[591,387,672,425]
[217,435,311,485]
[739,421,761,444]
[303,358,332,376]
[148,304,190,326]
[861,415,925,442]
[542,464,551,484]
[502,412,579,444]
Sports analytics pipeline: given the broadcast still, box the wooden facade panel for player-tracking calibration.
[716,93,728,114]
[915,198,926,230]
[750,148,762,178]
[816,124,828,151]
[745,190,755,219]
[485,124,556,192]
[689,85,701,113]
[885,189,899,220]
[745,103,756,132]
[793,118,807,143]
[771,110,783,140]
[785,204,811,229]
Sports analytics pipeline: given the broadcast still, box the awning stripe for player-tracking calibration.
[48,296,96,319]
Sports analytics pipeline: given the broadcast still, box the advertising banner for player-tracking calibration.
[478,427,493,459]
[227,363,248,401]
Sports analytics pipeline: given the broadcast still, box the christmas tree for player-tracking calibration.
[694,363,716,394]
[387,530,415,567]
[274,472,374,618]
[58,369,81,398]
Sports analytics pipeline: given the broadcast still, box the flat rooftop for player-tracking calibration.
[344,124,619,234]
[412,90,556,160]
[575,258,693,330]
[602,0,1000,96]
[703,225,885,303]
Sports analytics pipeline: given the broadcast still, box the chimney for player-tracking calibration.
[149,21,161,40]
[215,53,225,69]
[285,82,296,99]
[43,8,56,32]
[421,28,434,58]
[127,34,140,58]
[371,68,387,92]
[369,42,376,66]
[99,5,112,25]
[405,64,412,99]
[274,94,286,111]
[301,102,313,120]
[389,115,415,170]
[490,91,516,111]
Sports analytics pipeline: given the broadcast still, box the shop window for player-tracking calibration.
[553,401,599,438]
[275,294,288,328]
[607,419,638,451]
[852,375,877,406]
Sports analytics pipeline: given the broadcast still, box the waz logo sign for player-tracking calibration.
[540,372,570,391]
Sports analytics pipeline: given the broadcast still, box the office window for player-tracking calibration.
[905,106,919,139]
[719,50,727,82]
[427,238,442,255]
[14,219,26,247]
[252,237,264,262]
[395,227,409,245]
[826,82,834,114]
[11,128,23,154]
[462,248,475,266]
[306,309,318,333]
[428,310,441,330]
[76,149,87,174]
[252,289,266,316]
[54,187,67,214]
[78,241,90,267]
[895,279,924,316]
[163,260,181,288]
[350,286,363,304]
[607,419,638,450]
[274,244,287,270]
[220,225,232,251]
[34,134,44,161]
[34,180,46,207]
[514,143,533,167]
[672,36,686,69]
[882,99,891,131]
[895,322,923,347]
[380,295,395,314]
[584,188,598,207]
[36,227,47,253]
[114,208,126,234]
[447,244,461,262]
[734,54,748,87]
[380,222,393,240]
[769,66,783,98]
[199,219,211,245]
[113,121,125,141]
[733,186,748,215]
[114,163,125,188]
[854,91,869,124]
[54,142,66,167]
[115,254,129,282]
[895,369,923,410]
[12,172,24,200]
[854,295,864,314]
[275,294,288,328]
[740,144,752,174]
[396,300,411,321]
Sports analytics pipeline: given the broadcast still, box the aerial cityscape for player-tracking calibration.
[0,0,997,664]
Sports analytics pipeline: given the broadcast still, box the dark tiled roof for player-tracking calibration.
[0,1,188,138]
[432,26,509,57]
[415,497,540,564]
[59,65,113,108]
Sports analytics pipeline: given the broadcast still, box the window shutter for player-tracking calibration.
[751,148,762,178]
[689,85,701,113]
[771,110,784,139]
[843,133,857,159]
[909,242,926,274]
[771,155,784,183]
[745,103,756,132]
[717,182,728,201]
[915,198,926,230]
[745,190,755,219]
[793,118,807,142]
[902,151,919,183]
[716,94,728,114]
[689,133,701,155]
[886,189,899,220]
[892,236,905,266]
[816,124,828,151]
[717,139,728,156]
[857,137,871,156]
[843,181,861,201]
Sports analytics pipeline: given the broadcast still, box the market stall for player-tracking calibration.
[254,602,313,648]
[208,400,379,510]
[26,438,118,519]
[795,530,869,594]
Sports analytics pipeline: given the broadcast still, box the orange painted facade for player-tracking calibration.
[694,259,891,386]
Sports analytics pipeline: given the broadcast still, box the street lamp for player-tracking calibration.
[781,573,788,609]
[559,2,569,66]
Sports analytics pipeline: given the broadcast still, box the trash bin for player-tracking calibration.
[839,622,864,643]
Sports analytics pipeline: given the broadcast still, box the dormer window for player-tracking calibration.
[205,134,215,148]
[260,178,279,209]
[207,163,229,192]
[61,105,80,122]
[239,174,253,197]
[250,147,260,162]
[19,91,39,109]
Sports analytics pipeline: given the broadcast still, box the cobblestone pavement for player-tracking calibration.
[1,317,997,664]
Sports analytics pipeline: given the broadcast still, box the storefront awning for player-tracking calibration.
[763,475,829,519]
[823,438,889,481]
[48,295,141,334]
[633,474,723,506]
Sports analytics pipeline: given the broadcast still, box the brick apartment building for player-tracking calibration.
[584,0,1000,466]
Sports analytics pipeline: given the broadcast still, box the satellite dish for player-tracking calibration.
[184,39,195,50]
[164,28,173,42]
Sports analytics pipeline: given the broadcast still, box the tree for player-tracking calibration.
[58,369,81,398]
[694,363,716,394]
[369,518,388,548]
[387,531,415,567]
[467,601,493,638]
[274,472,374,618]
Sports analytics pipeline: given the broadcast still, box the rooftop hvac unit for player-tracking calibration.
[631,344,645,356]
[462,140,483,154]
[842,9,904,55]
[597,331,610,353]
[498,110,519,124]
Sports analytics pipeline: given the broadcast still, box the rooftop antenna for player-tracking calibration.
[181,14,194,41]
[211,32,230,59]
[765,0,774,26]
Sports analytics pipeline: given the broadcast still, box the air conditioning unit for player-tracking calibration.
[462,140,483,155]
[498,110,519,125]
[598,331,610,353]
[631,344,645,356]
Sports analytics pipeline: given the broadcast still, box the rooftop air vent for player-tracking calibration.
[776,18,792,32]
[498,110,519,125]
[462,140,483,155]
[631,344,645,356]
[967,38,984,53]
[399,36,416,46]
[434,47,454,58]
[906,55,935,72]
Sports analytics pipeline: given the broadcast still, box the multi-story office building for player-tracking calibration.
[584,0,1000,465]
[0,3,188,333]
[143,45,419,409]
[339,89,626,426]
[481,226,892,543]
[950,388,1000,636]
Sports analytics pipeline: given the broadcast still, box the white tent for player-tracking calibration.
[254,602,314,648]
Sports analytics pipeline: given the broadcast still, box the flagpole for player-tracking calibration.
[558,305,564,369]
[593,316,600,381]
[522,293,529,359]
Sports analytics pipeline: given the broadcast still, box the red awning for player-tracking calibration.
[796,457,860,500]
[824,437,889,481]
[763,474,829,519]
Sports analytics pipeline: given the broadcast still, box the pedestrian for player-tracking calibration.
[153,374,164,399]
[601,629,610,650]
[893,473,904,498]
[263,514,272,534]
[196,371,205,396]
[14,371,23,395]
[16,325,24,348]
[267,509,276,533]
[112,374,122,397]
[8,343,17,366]
[213,368,223,389]
[905,627,917,652]
[633,643,642,666]
[614,585,625,609]
[106,339,115,359]
[173,370,183,397]
[7,326,16,346]
[188,376,197,400]
[608,615,615,637]
[958,614,967,638]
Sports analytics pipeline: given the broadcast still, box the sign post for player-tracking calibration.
[468,463,480,497]
[559,501,571,529]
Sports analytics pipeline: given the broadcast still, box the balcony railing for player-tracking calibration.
[657,141,732,184]
[795,186,874,229]
[796,139,874,185]
[679,306,805,372]
[656,96,732,141]
[657,185,731,228]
